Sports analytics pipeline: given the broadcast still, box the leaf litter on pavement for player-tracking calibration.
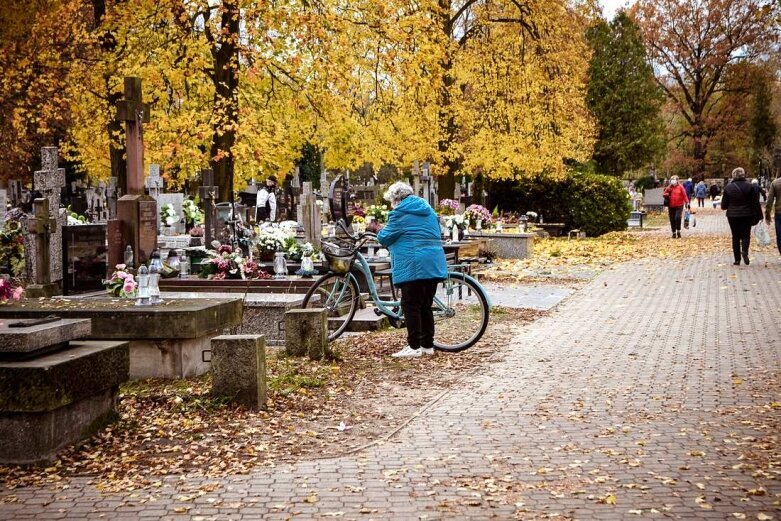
[0,307,544,495]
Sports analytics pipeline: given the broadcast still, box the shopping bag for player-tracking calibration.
[690,214,697,228]
[754,221,771,247]
[683,209,690,229]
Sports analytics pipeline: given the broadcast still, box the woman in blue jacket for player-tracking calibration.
[377,182,448,358]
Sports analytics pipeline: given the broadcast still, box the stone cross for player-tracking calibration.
[33,146,66,285]
[145,164,163,199]
[115,77,150,196]
[27,199,57,286]
[199,168,219,247]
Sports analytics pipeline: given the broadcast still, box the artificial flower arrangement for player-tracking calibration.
[160,203,179,227]
[352,204,366,218]
[253,224,296,259]
[365,204,389,223]
[103,264,137,298]
[182,198,204,227]
[0,276,24,303]
[464,204,492,228]
[438,199,460,216]
[443,213,467,231]
[285,240,318,262]
[199,244,270,281]
[66,206,89,225]
[0,211,26,277]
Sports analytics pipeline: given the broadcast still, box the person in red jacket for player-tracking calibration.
[664,175,690,238]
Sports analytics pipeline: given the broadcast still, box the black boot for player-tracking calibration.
[742,252,750,265]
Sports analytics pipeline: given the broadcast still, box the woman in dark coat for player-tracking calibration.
[722,167,761,265]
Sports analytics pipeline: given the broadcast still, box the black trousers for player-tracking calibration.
[727,216,753,261]
[668,206,683,233]
[399,279,438,349]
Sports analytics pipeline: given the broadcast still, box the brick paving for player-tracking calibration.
[2,212,780,520]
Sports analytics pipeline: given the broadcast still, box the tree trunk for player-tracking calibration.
[436,0,458,200]
[92,0,127,192]
[209,0,240,203]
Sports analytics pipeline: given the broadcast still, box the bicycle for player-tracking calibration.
[301,221,491,352]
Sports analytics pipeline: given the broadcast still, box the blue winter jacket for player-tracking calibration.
[377,195,448,285]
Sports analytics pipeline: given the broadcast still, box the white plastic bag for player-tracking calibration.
[690,214,697,228]
[754,221,771,247]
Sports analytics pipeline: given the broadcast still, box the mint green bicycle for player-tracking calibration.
[301,221,491,352]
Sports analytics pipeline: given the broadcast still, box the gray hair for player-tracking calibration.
[383,181,414,205]
[732,167,746,179]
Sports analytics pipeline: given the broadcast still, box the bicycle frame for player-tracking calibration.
[341,250,492,321]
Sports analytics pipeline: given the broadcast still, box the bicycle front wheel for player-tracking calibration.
[301,273,360,341]
[432,273,489,352]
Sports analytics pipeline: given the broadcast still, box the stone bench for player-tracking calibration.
[0,298,242,379]
[467,233,534,259]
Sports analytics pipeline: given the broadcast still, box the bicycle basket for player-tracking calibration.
[321,240,357,274]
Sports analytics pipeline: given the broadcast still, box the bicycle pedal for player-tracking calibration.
[373,307,383,317]
[388,317,406,329]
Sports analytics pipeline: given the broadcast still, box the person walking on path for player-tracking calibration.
[378,181,448,358]
[694,180,707,207]
[709,182,720,201]
[682,178,694,200]
[664,175,689,238]
[722,167,762,265]
[765,175,781,255]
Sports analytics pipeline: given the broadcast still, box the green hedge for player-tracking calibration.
[488,171,632,237]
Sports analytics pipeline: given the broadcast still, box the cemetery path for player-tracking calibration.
[3,212,781,520]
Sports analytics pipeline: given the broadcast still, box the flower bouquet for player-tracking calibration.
[366,204,389,223]
[0,215,26,277]
[182,198,204,230]
[464,204,492,229]
[286,240,317,262]
[0,276,23,303]
[253,225,294,261]
[438,199,460,216]
[103,264,137,298]
[160,203,179,227]
[199,244,270,280]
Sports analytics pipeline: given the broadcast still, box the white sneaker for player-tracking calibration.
[391,346,423,358]
[420,347,435,356]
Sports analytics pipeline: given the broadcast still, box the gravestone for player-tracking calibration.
[0,318,129,464]
[25,198,60,297]
[115,77,157,265]
[328,174,356,224]
[63,224,107,295]
[33,147,66,286]
[107,177,118,217]
[644,187,664,210]
[199,169,219,247]
[299,182,322,247]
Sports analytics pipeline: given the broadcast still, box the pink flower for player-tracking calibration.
[123,282,135,294]
[116,264,126,270]
[12,287,23,300]
[124,274,135,283]
[116,271,127,280]
[0,279,5,289]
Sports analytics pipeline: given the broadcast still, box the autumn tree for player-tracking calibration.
[432,0,595,197]
[586,11,665,177]
[633,0,779,179]
[750,68,778,174]
[0,1,83,180]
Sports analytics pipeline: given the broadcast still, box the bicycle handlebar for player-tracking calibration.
[336,219,377,243]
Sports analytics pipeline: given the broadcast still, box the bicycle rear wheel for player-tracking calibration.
[432,273,489,352]
[301,273,360,341]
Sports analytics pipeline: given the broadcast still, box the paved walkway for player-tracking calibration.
[2,213,780,520]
